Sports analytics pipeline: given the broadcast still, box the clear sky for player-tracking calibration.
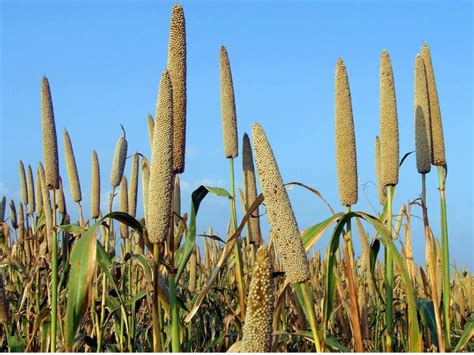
[1,0,472,270]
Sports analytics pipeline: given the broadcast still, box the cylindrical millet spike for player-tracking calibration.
[335,58,358,206]
[252,123,310,284]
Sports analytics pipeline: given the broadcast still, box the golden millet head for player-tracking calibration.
[167,3,187,174]
[128,153,139,218]
[41,76,60,190]
[0,273,11,324]
[242,133,262,246]
[18,202,24,240]
[141,159,150,225]
[63,129,82,203]
[35,168,44,215]
[110,130,128,188]
[148,70,174,244]
[27,164,35,214]
[147,114,155,153]
[18,160,28,205]
[220,45,238,159]
[9,200,17,229]
[379,50,400,186]
[421,43,446,166]
[57,177,67,215]
[91,150,101,219]
[242,246,273,352]
[335,58,358,206]
[188,250,197,293]
[414,54,432,174]
[374,136,386,205]
[119,176,129,239]
[252,123,310,284]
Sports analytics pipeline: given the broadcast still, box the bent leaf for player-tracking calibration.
[64,221,99,350]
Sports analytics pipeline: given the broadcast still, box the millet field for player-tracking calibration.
[0,2,473,353]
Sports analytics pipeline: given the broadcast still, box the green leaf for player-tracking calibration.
[57,223,82,235]
[323,211,422,352]
[103,211,143,235]
[302,213,343,251]
[454,320,474,352]
[203,186,231,198]
[7,335,24,352]
[64,221,99,350]
[176,186,229,282]
[131,254,153,284]
[417,300,438,347]
[326,334,351,353]
[399,151,415,167]
[368,239,384,304]
[125,290,147,306]
[96,242,123,304]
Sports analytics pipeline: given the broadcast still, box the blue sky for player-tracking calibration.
[1,0,472,270]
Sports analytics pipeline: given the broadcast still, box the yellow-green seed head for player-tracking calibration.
[414,54,432,174]
[0,196,5,222]
[9,200,17,229]
[18,161,28,205]
[41,77,60,190]
[148,70,174,244]
[35,168,43,215]
[64,129,82,202]
[380,50,399,186]
[91,150,101,219]
[119,176,129,239]
[57,177,67,215]
[242,133,262,246]
[220,46,238,159]
[147,114,154,154]
[133,230,144,255]
[141,159,150,225]
[0,274,11,324]
[188,250,197,293]
[252,123,310,284]
[18,202,24,241]
[167,3,187,174]
[128,153,139,217]
[110,131,128,188]
[335,58,358,206]
[421,43,446,166]
[27,165,35,214]
[374,136,386,205]
[242,246,273,352]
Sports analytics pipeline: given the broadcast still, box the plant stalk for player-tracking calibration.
[343,205,363,352]
[51,189,58,352]
[229,157,246,319]
[152,244,162,352]
[385,185,394,352]
[300,282,322,352]
[438,165,451,349]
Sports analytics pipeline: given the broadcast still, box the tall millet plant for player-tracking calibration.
[242,133,262,248]
[40,76,60,352]
[148,70,174,352]
[219,44,246,320]
[379,50,399,351]
[252,123,321,352]
[166,4,186,350]
[421,43,450,348]
[334,58,363,352]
